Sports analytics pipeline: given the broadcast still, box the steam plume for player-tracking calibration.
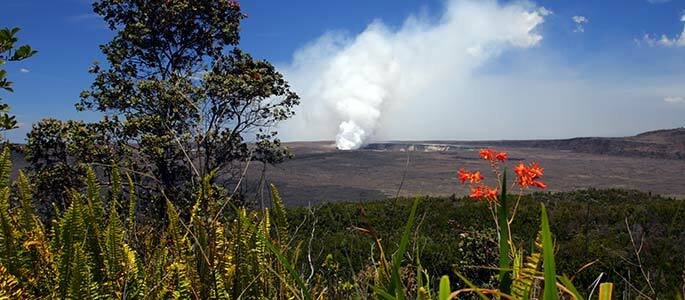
[281,0,548,149]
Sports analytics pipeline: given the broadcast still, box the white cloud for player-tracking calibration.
[19,68,29,73]
[572,15,589,33]
[664,96,685,104]
[538,7,553,17]
[276,0,685,145]
[279,0,547,149]
[646,0,671,4]
[640,15,685,47]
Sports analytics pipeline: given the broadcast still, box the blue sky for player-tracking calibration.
[2,0,685,143]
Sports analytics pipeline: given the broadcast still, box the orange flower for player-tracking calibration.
[470,171,484,183]
[479,148,495,161]
[533,180,547,189]
[495,152,507,162]
[514,161,546,189]
[514,162,526,176]
[528,162,543,177]
[484,186,499,201]
[469,185,485,199]
[457,168,470,183]
[458,169,484,184]
[469,185,499,201]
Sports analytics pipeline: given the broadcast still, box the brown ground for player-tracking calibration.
[256,130,685,206]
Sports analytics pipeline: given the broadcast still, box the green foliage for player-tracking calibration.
[497,170,512,294]
[26,119,118,213]
[0,146,313,298]
[540,203,559,300]
[71,0,299,215]
[0,27,36,134]
[0,144,683,298]
[510,233,542,299]
[438,275,450,300]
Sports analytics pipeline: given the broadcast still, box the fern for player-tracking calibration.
[67,244,99,300]
[103,195,125,288]
[54,194,87,298]
[0,264,23,299]
[0,187,16,274]
[85,166,105,230]
[0,147,11,191]
[16,171,36,232]
[125,172,136,241]
[109,161,122,209]
[510,233,543,299]
[270,184,289,241]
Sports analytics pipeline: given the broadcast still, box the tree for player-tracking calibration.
[25,118,119,219]
[76,0,299,214]
[0,28,36,136]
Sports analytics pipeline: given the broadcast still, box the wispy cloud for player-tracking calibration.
[664,96,685,104]
[19,68,29,73]
[639,15,685,47]
[572,15,589,33]
[646,0,671,4]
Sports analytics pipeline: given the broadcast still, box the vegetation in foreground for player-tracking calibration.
[0,145,683,299]
[1,0,684,299]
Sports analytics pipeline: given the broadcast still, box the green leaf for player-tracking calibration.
[455,272,488,300]
[438,275,451,300]
[559,275,584,300]
[389,197,420,299]
[497,169,512,293]
[598,282,613,300]
[541,203,559,300]
[371,285,397,300]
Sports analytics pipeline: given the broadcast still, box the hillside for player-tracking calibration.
[418,127,685,160]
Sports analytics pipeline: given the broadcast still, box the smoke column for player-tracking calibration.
[282,0,550,149]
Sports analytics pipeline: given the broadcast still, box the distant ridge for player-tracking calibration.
[365,128,685,159]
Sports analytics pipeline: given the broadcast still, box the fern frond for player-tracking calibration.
[511,232,543,300]
[54,192,88,297]
[0,147,11,191]
[109,161,122,209]
[0,264,24,299]
[125,172,136,241]
[16,171,37,232]
[269,184,289,242]
[85,165,105,229]
[67,244,100,300]
[103,202,125,277]
[0,187,17,274]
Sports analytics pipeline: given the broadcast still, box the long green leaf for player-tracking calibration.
[559,275,584,300]
[455,272,488,300]
[541,203,559,300]
[371,285,397,300]
[389,197,420,299]
[598,282,613,300]
[497,170,512,293]
[438,275,451,300]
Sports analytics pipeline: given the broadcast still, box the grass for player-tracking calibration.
[286,188,685,296]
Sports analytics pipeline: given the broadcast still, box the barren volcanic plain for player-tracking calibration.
[256,128,685,206]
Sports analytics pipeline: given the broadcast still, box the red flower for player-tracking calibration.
[514,162,526,176]
[484,186,499,201]
[469,185,499,201]
[458,169,484,184]
[514,162,546,189]
[458,168,470,183]
[479,148,495,161]
[528,162,543,177]
[469,186,485,199]
[495,152,508,162]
